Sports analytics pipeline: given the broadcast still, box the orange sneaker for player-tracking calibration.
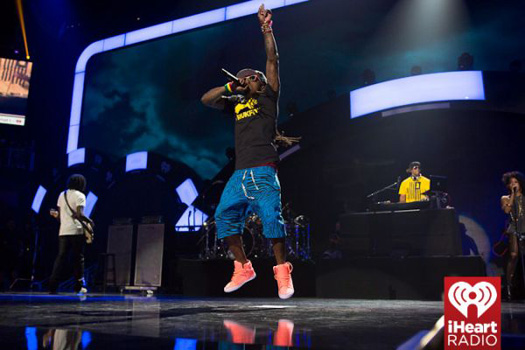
[224,260,256,293]
[273,262,294,299]
[223,320,256,344]
[274,319,294,347]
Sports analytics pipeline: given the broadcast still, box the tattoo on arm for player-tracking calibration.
[264,32,280,92]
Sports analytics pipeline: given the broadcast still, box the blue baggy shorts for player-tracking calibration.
[215,166,286,239]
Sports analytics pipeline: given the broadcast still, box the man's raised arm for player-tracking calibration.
[258,5,280,93]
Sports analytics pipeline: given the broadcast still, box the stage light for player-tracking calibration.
[284,0,309,4]
[15,0,30,62]
[102,34,126,52]
[75,42,104,74]
[125,22,173,46]
[458,215,490,265]
[85,192,98,217]
[176,178,199,206]
[174,178,208,232]
[81,331,92,350]
[67,125,81,154]
[226,0,288,20]
[279,144,301,161]
[126,151,148,172]
[67,72,86,153]
[24,327,37,350]
[350,71,485,119]
[174,338,197,350]
[175,206,208,232]
[171,9,225,34]
[66,0,309,154]
[68,148,85,167]
[31,186,47,214]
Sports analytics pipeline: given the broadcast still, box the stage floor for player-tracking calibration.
[0,293,524,349]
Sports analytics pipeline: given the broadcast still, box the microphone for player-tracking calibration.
[221,68,239,83]
[221,95,245,103]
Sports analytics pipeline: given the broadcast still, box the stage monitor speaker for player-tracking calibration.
[107,224,133,286]
[134,224,165,287]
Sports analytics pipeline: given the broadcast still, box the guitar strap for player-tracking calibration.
[63,190,82,232]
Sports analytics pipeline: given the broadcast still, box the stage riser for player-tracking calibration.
[316,256,485,300]
[169,256,485,300]
[174,259,316,298]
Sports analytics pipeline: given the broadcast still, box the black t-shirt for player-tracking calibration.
[227,86,280,170]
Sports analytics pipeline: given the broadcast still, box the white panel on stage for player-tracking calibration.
[134,224,165,287]
[107,225,133,286]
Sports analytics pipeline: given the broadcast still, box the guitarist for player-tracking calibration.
[49,174,94,294]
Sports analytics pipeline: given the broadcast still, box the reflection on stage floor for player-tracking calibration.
[0,293,524,349]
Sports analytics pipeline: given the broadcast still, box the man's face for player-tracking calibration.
[411,165,421,177]
[244,74,263,93]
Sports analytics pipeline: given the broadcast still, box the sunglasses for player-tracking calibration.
[246,75,260,82]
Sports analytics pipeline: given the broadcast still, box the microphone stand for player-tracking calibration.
[366,179,400,199]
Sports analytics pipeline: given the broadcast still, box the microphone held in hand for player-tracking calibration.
[221,95,246,103]
[221,68,239,83]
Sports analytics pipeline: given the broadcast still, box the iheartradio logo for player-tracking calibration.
[445,277,501,350]
[448,281,498,318]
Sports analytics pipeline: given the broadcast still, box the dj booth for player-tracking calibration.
[320,206,479,299]
[338,206,462,257]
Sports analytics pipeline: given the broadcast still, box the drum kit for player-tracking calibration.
[199,208,312,261]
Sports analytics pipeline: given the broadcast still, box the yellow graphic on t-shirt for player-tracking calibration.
[398,176,431,202]
[235,98,259,121]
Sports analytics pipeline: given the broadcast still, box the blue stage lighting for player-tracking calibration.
[68,147,85,167]
[350,71,485,119]
[31,185,47,214]
[126,151,148,172]
[85,191,98,217]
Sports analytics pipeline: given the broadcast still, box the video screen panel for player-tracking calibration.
[0,58,33,126]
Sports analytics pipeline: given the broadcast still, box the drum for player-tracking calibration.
[199,214,285,259]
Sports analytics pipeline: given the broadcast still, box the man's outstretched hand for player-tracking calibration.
[258,4,272,25]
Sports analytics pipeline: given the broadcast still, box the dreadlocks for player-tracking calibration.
[67,174,87,192]
[274,130,301,147]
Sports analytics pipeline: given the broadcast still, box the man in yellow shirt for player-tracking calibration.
[399,161,430,203]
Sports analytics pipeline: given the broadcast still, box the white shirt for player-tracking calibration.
[57,190,86,236]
